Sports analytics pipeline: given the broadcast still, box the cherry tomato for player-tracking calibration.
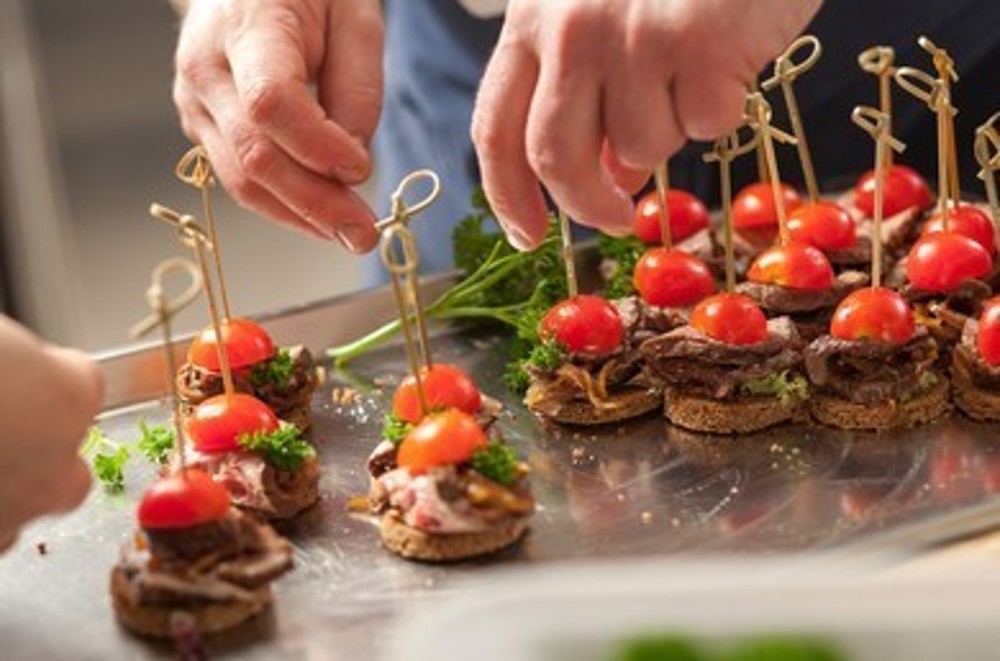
[976,297,1000,366]
[632,247,716,308]
[690,293,768,345]
[906,232,993,293]
[853,164,933,218]
[747,243,836,291]
[787,201,857,252]
[733,182,803,229]
[186,393,279,453]
[540,295,623,356]
[397,409,487,474]
[393,363,483,424]
[921,203,996,255]
[137,468,231,530]
[633,189,711,244]
[830,287,915,344]
[187,318,275,371]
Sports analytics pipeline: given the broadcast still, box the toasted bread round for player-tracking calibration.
[810,378,950,430]
[951,368,1000,422]
[529,386,662,426]
[663,389,803,434]
[257,455,320,521]
[379,512,527,562]
[110,566,272,638]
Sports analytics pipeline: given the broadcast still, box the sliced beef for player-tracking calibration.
[903,279,993,348]
[953,319,1000,389]
[736,271,869,315]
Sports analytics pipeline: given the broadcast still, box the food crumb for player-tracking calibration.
[640,511,653,525]
[35,542,48,556]
[314,366,327,385]
[331,386,360,406]
[571,447,585,461]
[373,374,398,388]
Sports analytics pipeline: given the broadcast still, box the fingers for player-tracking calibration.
[601,141,652,195]
[319,0,384,146]
[472,41,550,250]
[51,459,93,514]
[672,70,748,141]
[224,4,370,181]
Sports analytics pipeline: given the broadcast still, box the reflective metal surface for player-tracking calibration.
[3,298,1000,659]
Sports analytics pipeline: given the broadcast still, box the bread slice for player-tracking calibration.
[663,388,804,434]
[529,386,662,426]
[951,367,1000,422]
[258,454,320,520]
[810,378,949,430]
[379,512,527,562]
[109,565,272,638]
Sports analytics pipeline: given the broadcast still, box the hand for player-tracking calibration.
[472,0,822,249]
[173,0,384,252]
[0,317,103,552]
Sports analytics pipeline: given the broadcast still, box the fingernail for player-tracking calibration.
[333,163,368,184]
[335,223,376,254]
[498,218,535,252]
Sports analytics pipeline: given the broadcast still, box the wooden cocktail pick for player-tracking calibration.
[762,35,823,203]
[653,163,673,249]
[129,258,204,471]
[858,46,896,167]
[974,112,1000,227]
[919,37,961,202]
[176,146,232,322]
[744,92,799,246]
[377,170,442,419]
[703,124,761,292]
[895,66,954,229]
[149,203,235,397]
[557,208,579,299]
[851,107,908,288]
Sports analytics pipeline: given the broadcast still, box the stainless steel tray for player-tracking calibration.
[3,275,1000,660]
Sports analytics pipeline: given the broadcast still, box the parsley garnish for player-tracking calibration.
[741,370,810,406]
[504,338,567,394]
[470,441,520,487]
[238,423,315,471]
[136,421,175,465]
[596,234,646,299]
[250,348,295,389]
[81,426,130,493]
[382,412,413,447]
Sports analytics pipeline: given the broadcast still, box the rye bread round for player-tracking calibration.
[663,389,802,434]
[951,367,1000,422]
[532,387,662,426]
[109,566,273,638]
[379,512,527,562]
[810,378,950,430]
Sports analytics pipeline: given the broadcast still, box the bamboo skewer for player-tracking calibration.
[558,208,579,299]
[653,163,673,249]
[746,92,799,246]
[858,46,897,168]
[974,112,1000,228]
[920,37,961,203]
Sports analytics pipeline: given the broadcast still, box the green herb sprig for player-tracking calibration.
[382,412,413,447]
[136,420,176,465]
[238,424,315,471]
[596,234,646,299]
[250,348,295,389]
[82,424,176,493]
[470,441,521,487]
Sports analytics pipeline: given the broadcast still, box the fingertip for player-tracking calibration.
[333,221,380,254]
[47,347,105,416]
[53,459,92,514]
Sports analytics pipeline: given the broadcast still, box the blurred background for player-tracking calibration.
[0,0,368,352]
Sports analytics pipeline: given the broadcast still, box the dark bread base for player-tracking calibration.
[530,387,662,426]
[663,389,804,434]
[379,512,527,562]
[110,566,272,638]
[810,378,950,430]
[951,368,1000,422]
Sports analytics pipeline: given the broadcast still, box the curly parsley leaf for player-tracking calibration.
[596,234,646,299]
[470,441,521,487]
[250,348,294,389]
[504,339,567,395]
[382,412,413,447]
[741,370,810,406]
[83,426,130,494]
[238,423,315,471]
[136,421,175,465]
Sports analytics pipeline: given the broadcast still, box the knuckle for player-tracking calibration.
[235,135,280,180]
[243,78,285,125]
[526,138,566,184]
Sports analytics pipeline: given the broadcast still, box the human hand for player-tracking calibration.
[0,317,104,552]
[173,0,384,252]
[472,0,822,249]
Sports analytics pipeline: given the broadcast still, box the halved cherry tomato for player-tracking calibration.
[906,232,993,293]
[393,363,483,424]
[921,203,996,255]
[787,201,857,252]
[976,297,1000,366]
[137,468,231,530]
[397,409,487,474]
[747,243,835,291]
[186,393,279,453]
[690,293,768,345]
[633,189,711,244]
[187,318,275,371]
[540,295,623,356]
[632,247,716,308]
[733,182,803,229]
[853,164,933,218]
[830,287,915,344]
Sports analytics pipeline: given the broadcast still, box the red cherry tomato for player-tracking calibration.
[633,189,711,244]
[921,204,996,255]
[632,247,716,308]
[976,297,1000,366]
[747,243,836,291]
[906,232,993,293]
[397,409,488,474]
[853,164,933,218]
[393,363,483,424]
[540,295,623,356]
[830,287,915,344]
[187,318,275,371]
[137,468,231,530]
[186,393,279,453]
[787,201,857,252]
[690,293,768,345]
[733,182,803,229]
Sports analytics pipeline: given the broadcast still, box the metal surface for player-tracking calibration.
[3,281,1000,660]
